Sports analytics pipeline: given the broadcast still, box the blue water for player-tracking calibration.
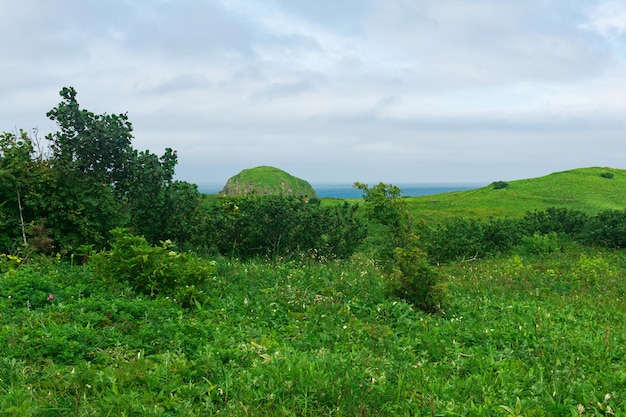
[312,183,484,198]
[197,183,485,198]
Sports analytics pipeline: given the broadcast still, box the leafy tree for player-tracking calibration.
[45,87,134,190]
[41,87,199,251]
[355,182,445,312]
[354,182,412,268]
[0,131,36,248]
[0,131,52,253]
[161,181,206,251]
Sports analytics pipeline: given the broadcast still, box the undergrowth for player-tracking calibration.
[1,247,626,415]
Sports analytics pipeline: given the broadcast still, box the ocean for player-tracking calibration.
[196,183,485,198]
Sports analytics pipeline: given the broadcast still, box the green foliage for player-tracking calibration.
[0,253,24,273]
[90,229,215,307]
[46,87,134,187]
[354,182,412,267]
[582,209,626,248]
[0,130,48,252]
[520,207,589,237]
[0,87,204,252]
[37,171,125,251]
[571,253,615,288]
[420,216,522,263]
[388,238,445,313]
[516,232,561,256]
[492,180,509,189]
[3,247,626,415]
[0,265,56,310]
[203,194,366,260]
[600,171,614,179]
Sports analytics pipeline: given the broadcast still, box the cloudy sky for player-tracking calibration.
[2,1,626,186]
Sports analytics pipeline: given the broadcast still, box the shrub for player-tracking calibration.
[421,217,485,263]
[492,181,509,189]
[203,194,366,260]
[571,253,615,288]
[0,265,56,309]
[516,232,561,256]
[582,209,626,248]
[520,207,589,237]
[90,229,215,307]
[387,238,445,313]
[600,172,614,179]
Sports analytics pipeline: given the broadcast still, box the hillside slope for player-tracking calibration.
[405,167,626,221]
[219,166,317,198]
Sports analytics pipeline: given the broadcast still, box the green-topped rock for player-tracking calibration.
[219,166,317,198]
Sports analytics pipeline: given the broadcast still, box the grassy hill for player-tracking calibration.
[219,166,317,198]
[405,167,626,222]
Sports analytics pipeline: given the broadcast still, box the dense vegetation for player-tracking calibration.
[2,88,626,415]
[0,88,364,259]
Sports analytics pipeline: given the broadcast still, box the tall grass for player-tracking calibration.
[2,246,626,415]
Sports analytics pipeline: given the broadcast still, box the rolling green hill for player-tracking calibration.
[404,167,626,222]
[219,166,317,198]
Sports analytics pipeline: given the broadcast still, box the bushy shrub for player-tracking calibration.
[90,229,215,307]
[420,217,484,263]
[387,238,445,313]
[571,253,615,288]
[203,195,366,260]
[0,265,56,309]
[582,209,626,248]
[600,172,614,179]
[420,217,520,263]
[516,232,561,256]
[520,207,589,237]
[481,217,522,255]
[492,181,509,189]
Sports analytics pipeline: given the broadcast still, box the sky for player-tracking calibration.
[2,0,626,186]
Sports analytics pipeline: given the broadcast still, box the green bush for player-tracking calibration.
[520,207,589,237]
[571,253,615,288]
[516,232,561,256]
[387,238,445,313]
[90,229,215,307]
[203,194,366,260]
[582,209,626,248]
[600,172,614,179]
[492,181,509,189]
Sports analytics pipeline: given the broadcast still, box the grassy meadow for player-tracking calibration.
[405,167,626,222]
[2,167,626,415]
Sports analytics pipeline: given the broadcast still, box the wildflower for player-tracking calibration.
[605,393,611,401]
[47,294,54,300]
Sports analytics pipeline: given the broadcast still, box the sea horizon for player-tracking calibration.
[196,182,487,198]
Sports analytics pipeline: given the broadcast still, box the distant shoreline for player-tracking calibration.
[196,182,486,198]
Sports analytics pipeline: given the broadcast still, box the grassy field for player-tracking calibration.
[404,167,626,222]
[2,166,626,415]
[2,248,625,415]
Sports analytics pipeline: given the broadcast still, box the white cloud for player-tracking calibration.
[581,1,626,37]
[1,0,626,185]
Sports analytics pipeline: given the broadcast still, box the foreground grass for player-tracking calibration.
[1,248,626,415]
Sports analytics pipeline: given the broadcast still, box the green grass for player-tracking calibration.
[405,167,626,222]
[2,247,626,415]
[220,166,317,197]
[4,167,626,415]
